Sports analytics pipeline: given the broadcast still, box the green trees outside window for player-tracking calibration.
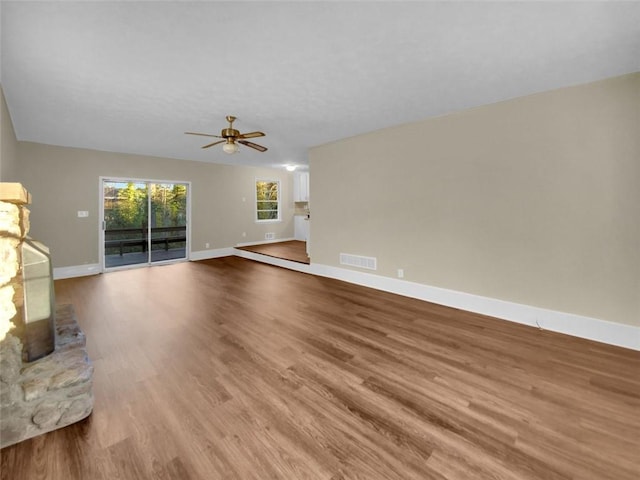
[104,182,187,229]
[256,180,280,221]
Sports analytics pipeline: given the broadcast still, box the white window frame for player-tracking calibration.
[255,178,281,223]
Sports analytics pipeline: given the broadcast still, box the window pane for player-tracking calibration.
[257,210,278,220]
[257,201,278,210]
[256,181,279,200]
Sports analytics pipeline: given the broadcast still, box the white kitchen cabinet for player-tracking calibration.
[293,172,309,202]
[294,215,309,241]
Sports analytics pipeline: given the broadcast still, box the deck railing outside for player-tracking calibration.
[105,226,187,256]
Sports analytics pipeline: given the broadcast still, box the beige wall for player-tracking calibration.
[310,73,640,327]
[16,142,294,268]
[0,85,19,181]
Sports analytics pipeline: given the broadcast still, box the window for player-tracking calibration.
[256,180,280,222]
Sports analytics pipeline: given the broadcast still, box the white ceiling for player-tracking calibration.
[2,1,639,170]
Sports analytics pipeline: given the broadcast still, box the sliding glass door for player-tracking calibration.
[149,183,188,263]
[102,179,189,270]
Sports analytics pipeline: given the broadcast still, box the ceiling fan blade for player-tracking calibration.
[185,132,223,138]
[238,140,268,152]
[202,140,226,149]
[237,131,265,139]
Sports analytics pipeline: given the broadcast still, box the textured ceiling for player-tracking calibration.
[2,1,639,170]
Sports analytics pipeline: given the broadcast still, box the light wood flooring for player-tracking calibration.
[1,257,638,479]
[236,240,310,264]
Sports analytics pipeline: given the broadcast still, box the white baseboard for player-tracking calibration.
[235,237,296,248]
[189,247,235,261]
[53,263,101,280]
[308,263,640,351]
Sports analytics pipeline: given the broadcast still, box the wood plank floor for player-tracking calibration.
[1,257,638,479]
[236,240,310,264]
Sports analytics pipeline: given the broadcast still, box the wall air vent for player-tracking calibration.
[340,253,377,271]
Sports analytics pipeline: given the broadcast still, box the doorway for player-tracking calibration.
[101,179,190,270]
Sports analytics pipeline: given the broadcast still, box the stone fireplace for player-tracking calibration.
[0,183,94,448]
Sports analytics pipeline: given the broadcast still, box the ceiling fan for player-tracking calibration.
[185,115,267,154]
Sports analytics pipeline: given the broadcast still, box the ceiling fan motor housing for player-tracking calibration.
[221,128,240,139]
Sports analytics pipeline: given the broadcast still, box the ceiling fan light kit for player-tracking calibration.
[185,115,267,154]
[222,140,239,154]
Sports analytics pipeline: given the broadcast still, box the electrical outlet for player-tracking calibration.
[265,232,275,240]
[397,269,404,279]
[242,232,247,237]
[205,243,210,249]
[77,211,89,218]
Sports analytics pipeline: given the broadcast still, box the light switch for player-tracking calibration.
[77,211,89,218]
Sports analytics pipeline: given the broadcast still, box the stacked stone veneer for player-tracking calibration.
[0,183,93,449]
[1,304,94,448]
